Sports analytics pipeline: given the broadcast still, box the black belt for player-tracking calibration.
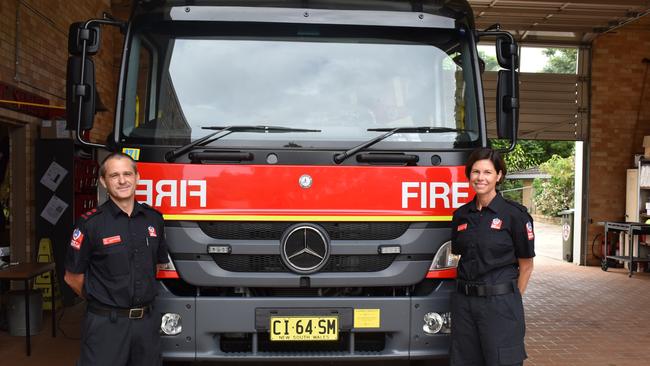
[87,302,151,319]
[457,280,517,297]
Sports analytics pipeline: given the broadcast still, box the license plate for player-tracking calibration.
[269,316,338,341]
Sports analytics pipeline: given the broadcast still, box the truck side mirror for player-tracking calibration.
[68,22,101,56]
[496,37,518,70]
[496,69,518,140]
[66,56,96,131]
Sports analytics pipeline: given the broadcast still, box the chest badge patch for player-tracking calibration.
[148,226,157,237]
[490,218,502,230]
[457,223,468,232]
[70,228,84,250]
[102,235,122,246]
[526,222,535,240]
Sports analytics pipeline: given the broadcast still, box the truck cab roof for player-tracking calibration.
[135,0,475,28]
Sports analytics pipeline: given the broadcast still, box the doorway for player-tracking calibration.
[0,119,27,265]
[0,124,8,262]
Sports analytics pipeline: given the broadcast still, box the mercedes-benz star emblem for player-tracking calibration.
[299,174,312,189]
[280,224,330,274]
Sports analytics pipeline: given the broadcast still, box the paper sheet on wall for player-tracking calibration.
[40,161,68,192]
[640,165,650,187]
[40,195,68,225]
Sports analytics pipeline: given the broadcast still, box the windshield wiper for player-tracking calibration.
[333,126,464,164]
[165,125,320,162]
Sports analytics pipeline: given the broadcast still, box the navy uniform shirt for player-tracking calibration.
[65,199,170,308]
[451,193,535,283]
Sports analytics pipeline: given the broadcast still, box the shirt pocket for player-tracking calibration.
[487,229,514,263]
[144,237,158,275]
[96,245,130,277]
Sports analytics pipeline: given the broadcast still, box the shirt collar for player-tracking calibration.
[469,192,506,214]
[106,198,144,218]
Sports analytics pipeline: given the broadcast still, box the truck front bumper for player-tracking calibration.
[156,280,454,361]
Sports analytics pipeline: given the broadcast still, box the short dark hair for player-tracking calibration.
[99,152,138,178]
[465,148,507,184]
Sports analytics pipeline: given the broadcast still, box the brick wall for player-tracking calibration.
[0,0,124,261]
[587,16,650,264]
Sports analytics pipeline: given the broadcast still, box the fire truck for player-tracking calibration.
[66,0,519,362]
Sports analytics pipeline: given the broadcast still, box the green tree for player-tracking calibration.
[490,142,540,203]
[490,139,574,172]
[478,50,499,72]
[490,140,575,205]
[533,154,575,216]
[542,48,578,74]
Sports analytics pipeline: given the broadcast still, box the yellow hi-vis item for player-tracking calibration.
[33,238,62,310]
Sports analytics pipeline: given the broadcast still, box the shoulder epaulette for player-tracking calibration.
[79,207,102,222]
[504,198,528,213]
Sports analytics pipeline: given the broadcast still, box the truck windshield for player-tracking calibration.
[122,27,480,150]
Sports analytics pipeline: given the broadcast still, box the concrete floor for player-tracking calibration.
[524,256,650,366]
[533,222,564,261]
[2,224,649,365]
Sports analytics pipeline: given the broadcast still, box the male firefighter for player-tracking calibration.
[64,152,169,366]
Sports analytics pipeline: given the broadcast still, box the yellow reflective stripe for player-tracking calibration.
[163,214,452,222]
[0,99,65,110]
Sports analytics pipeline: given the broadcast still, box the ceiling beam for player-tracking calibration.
[470,0,649,6]
[473,8,632,18]
[475,17,628,27]
[474,22,601,32]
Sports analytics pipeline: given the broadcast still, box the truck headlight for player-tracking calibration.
[423,312,451,335]
[426,241,460,279]
[161,313,182,335]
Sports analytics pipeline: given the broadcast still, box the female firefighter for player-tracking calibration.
[450,147,535,366]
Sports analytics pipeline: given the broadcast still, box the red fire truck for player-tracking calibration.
[66,0,519,362]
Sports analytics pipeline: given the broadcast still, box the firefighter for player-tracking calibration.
[64,152,169,366]
[450,147,535,366]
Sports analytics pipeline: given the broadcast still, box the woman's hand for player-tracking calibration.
[517,257,534,295]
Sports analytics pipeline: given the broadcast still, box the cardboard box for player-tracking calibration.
[41,120,72,139]
[644,136,650,157]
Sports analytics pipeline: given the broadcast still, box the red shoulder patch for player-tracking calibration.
[70,228,84,250]
[526,222,534,240]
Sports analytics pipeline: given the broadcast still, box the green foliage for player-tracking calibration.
[542,48,578,74]
[478,50,499,72]
[491,140,575,172]
[490,141,538,173]
[533,154,575,216]
[490,140,574,173]
[490,140,575,208]
[500,179,523,202]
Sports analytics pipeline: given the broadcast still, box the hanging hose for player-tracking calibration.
[592,233,603,260]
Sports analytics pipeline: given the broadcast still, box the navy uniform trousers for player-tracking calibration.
[78,308,161,366]
[450,288,527,366]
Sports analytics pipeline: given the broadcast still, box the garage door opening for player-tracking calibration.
[481,44,587,264]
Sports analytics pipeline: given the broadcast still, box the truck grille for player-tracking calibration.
[219,332,385,353]
[212,254,396,272]
[199,222,409,240]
